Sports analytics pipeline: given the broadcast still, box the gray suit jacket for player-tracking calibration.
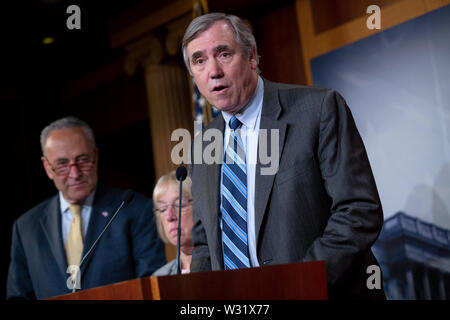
[189,79,385,299]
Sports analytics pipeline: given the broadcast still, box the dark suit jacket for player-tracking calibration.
[190,79,385,299]
[7,184,165,300]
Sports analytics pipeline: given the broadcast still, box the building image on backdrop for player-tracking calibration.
[311,6,450,300]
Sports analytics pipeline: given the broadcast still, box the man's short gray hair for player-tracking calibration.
[40,116,96,156]
[182,12,260,75]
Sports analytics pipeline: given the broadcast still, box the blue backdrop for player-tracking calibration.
[311,6,450,300]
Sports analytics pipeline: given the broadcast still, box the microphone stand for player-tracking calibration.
[175,166,187,275]
[176,177,183,275]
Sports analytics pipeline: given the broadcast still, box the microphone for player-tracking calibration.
[175,166,187,274]
[176,166,188,181]
[73,189,135,292]
[121,189,135,204]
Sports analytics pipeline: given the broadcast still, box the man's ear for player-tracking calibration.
[249,46,258,70]
[41,156,54,180]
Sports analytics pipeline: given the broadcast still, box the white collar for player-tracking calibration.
[59,187,96,214]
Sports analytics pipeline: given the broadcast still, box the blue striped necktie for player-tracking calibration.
[221,116,250,269]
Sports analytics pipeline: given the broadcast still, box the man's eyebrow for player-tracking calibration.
[215,45,233,53]
[191,51,204,62]
[75,153,90,158]
[53,157,69,163]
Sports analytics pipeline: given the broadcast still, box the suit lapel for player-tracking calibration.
[255,79,287,243]
[204,115,225,268]
[80,184,117,275]
[40,195,68,276]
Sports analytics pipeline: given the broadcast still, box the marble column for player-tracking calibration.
[125,33,193,181]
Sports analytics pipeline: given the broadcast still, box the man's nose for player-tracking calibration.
[67,163,82,179]
[209,58,224,79]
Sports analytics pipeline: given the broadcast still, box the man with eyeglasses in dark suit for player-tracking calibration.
[7,116,165,299]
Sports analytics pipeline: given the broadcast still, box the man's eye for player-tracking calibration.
[195,58,205,65]
[55,161,68,168]
[77,157,89,163]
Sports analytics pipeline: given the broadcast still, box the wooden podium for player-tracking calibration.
[48,261,327,300]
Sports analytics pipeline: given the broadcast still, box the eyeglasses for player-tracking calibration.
[154,200,192,215]
[45,154,96,176]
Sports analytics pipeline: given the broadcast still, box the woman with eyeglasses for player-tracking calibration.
[151,171,193,275]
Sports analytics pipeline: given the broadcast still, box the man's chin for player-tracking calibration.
[65,187,92,203]
[212,102,242,115]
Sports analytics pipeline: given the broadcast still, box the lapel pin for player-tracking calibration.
[101,211,109,218]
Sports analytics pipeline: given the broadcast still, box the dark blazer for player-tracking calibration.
[190,79,385,299]
[7,184,166,300]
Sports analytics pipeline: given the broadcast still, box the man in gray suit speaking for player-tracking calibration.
[183,13,385,299]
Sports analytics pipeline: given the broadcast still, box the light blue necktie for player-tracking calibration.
[221,116,250,269]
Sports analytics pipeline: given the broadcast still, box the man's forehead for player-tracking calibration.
[47,127,86,142]
[45,128,93,155]
[187,21,236,53]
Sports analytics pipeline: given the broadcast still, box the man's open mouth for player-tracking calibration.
[212,85,228,92]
